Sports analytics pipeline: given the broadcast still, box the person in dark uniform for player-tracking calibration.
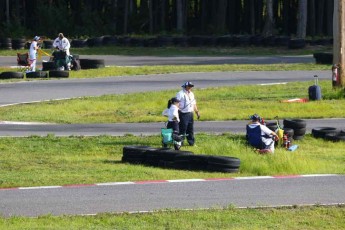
[176,81,200,146]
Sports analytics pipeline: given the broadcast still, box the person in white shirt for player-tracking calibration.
[29,36,40,72]
[53,33,71,55]
[162,97,181,132]
[176,81,200,146]
[246,114,279,153]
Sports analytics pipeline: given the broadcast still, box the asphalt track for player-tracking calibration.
[0,55,344,217]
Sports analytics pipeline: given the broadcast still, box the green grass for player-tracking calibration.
[0,80,343,123]
[0,134,344,188]
[0,63,329,82]
[1,206,344,229]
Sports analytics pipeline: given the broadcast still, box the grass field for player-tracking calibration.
[0,80,343,123]
[1,206,344,229]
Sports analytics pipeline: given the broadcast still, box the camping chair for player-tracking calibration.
[17,53,31,71]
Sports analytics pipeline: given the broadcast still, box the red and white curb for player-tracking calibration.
[0,174,340,191]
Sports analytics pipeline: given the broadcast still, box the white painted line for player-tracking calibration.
[234,176,273,180]
[97,182,135,186]
[259,82,287,86]
[167,179,206,183]
[19,186,62,190]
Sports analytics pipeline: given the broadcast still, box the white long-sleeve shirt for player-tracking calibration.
[162,104,180,122]
[53,37,71,55]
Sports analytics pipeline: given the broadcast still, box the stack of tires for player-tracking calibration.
[122,146,241,173]
[79,59,105,69]
[312,127,345,142]
[0,72,24,79]
[12,38,26,49]
[0,38,12,49]
[283,119,307,140]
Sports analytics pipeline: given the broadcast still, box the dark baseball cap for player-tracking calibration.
[182,81,194,88]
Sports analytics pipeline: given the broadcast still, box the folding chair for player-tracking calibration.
[17,53,31,71]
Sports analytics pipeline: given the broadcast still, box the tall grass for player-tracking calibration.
[0,134,344,188]
[0,80,344,123]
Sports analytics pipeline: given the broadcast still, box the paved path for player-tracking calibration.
[1,175,344,217]
[1,119,344,137]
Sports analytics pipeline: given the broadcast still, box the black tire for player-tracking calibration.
[206,164,239,173]
[87,37,104,47]
[12,38,26,50]
[324,133,339,142]
[311,127,338,138]
[283,119,307,129]
[160,150,193,161]
[43,40,54,49]
[79,59,105,69]
[0,71,24,79]
[207,156,241,168]
[42,62,56,71]
[189,155,210,171]
[121,156,145,164]
[293,127,307,136]
[26,71,48,78]
[335,133,345,141]
[313,52,333,65]
[266,122,278,131]
[293,135,305,140]
[283,128,294,138]
[49,70,69,78]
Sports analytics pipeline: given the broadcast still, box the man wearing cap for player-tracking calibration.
[53,33,71,55]
[29,36,40,72]
[246,114,278,153]
[176,81,200,146]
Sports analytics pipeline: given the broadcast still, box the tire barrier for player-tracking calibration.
[48,70,69,78]
[42,61,56,71]
[283,119,307,140]
[122,145,241,173]
[312,127,345,142]
[0,37,12,50]
[79,59,105,69]
[26,71,48,78]
[12,38,26,50]
[42,40,54,49]
[0,71,24,79]
[313,52,333,64]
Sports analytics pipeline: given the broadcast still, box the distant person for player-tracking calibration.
[53,33,71,70]
[162,97,181,133]
[246,114,279,153]
[28,36,40,72]
[53,33,71,55]
[176,81,200,146]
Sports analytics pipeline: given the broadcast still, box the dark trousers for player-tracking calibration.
[178,111,195,145]
[167,121,179,133]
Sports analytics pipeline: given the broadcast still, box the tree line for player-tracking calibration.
[0,0,334,39]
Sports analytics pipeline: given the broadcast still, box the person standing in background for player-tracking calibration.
[176,81,200,146]
[28,36,40,72]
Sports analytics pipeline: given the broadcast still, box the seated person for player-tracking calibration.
[246,114,279,153]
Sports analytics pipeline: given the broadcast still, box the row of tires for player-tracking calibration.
[122,145,241,173]
[42,59,105,71]
[266,119,307,141]
[312,127,345,142]
[0,70,69,79]
[1,36,332,50]
[313,52,333,64]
